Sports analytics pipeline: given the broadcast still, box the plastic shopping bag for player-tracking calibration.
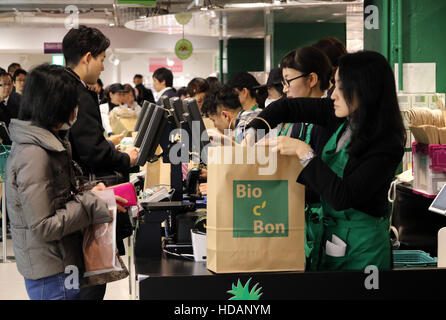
[83,189,122,277]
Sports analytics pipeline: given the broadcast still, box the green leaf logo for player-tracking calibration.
[227,278,263,300]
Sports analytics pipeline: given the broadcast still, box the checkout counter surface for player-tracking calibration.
[135,254,446,300]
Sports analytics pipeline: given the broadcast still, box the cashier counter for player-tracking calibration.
[126,176,446,300]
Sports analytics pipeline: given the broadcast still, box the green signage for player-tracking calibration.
[117,0,156,5]
[233,180,288,238]
[175,39,193,60]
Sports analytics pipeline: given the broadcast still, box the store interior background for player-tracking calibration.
[0,0,444,91]
[0,0,446,300]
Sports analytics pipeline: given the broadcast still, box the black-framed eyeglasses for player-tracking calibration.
[281,73,309,87]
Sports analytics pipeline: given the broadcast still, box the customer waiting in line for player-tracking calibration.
[133,73,155,104]
[153,67,176,105]
[0,72,20,124]
[63,25,138,300]
[245,51,406,271]
[5,63,126,300]
[12,68,27,95]
[7,62,21,78]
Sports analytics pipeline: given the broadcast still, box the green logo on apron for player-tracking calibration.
[233,180,288,237]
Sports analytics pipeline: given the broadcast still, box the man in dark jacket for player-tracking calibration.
[62,25,138,300]
[0,72,20,124]
[153,67,177,105]
[133,74,155,104]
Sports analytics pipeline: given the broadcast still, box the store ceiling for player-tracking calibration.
[0,0,363,38]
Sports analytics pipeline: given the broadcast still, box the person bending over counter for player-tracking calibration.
[245,51,406,271]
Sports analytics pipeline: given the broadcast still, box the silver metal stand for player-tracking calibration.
[1,181,14,263]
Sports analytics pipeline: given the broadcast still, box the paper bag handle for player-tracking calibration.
[243,116,272,133]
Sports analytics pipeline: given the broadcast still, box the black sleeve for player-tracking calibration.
[246,97,336,133]
[70,90,130,174]
[297,138,403,217]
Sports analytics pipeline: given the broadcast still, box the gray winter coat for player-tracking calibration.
[6,119,112,280]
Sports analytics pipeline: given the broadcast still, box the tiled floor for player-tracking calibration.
[0,239,132,300]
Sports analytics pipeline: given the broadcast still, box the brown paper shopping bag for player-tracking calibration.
[144,146,171,190]
[206,146,305,273]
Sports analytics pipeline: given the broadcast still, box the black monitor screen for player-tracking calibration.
[134,100,151,132]
[133,102,156,148]
[135,105,168,166]
[183,97,209,163]
[170,97,186,128]
[160,95,171,110]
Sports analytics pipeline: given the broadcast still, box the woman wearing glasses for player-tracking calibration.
[280,46,332,154]
[245,51,406,271]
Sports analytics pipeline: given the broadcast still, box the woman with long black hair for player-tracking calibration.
[245,51,406,271]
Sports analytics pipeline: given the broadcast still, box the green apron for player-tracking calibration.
[307,121,391,271]
[296,121,322,271]
[298,123,313,144]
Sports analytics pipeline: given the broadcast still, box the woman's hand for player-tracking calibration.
[257,136,313,159]
[114,195,128,213]
[92,182,128,213]
[199,183,207,195]
[92,182,106,192]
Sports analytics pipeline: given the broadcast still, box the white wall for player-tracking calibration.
[114,51,218,89]
[0,25,219,87]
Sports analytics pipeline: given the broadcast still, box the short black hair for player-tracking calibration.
[280,46,332,91]
[203,85,241,116]
[8,63,21,74]
[62,25,110,68]
[177,86,187,98]
[227,71,259,92]
[19,64,78,129]
[123,83,136,99]
[206,76,222,93]
[153,67,173,87]
[97,78,103,87]
[134,74,143,79]
[0,67,5,74]
[312,37,347,68]
[12,68,27,82]
[187,77,209,97]
[0,72,12,82]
